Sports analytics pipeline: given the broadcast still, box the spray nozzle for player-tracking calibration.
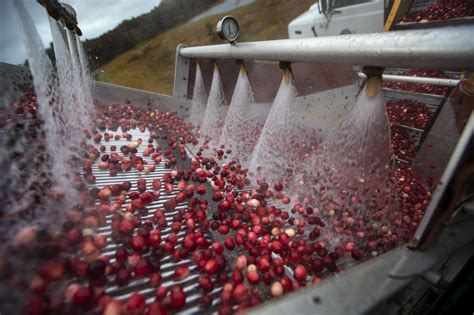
[37,0,82,36]
[363,66,384,97]
[236,60,247,75]
[279,61,293,84]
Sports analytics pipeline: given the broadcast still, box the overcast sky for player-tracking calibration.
[0,0,161,65]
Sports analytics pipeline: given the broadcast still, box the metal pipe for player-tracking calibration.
[358,72,460,86]
[180,25,474,71]
[382,74,459,86]
[60,3,77,19]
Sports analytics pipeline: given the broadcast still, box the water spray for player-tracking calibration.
[189,61,208,127]
[201,61,227,143]
[37,0,82,35]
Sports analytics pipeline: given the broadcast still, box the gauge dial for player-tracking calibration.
[217,16,240,43]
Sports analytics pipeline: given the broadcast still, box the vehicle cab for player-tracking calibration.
[288,0,384,38]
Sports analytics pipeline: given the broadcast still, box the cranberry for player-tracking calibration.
[170,285,186,310]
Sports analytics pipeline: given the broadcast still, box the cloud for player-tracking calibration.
[0,0,160,65]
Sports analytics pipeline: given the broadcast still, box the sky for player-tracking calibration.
[0,0,161,65]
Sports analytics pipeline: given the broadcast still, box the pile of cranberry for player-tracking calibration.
[386,99,434,130]
[0,94,435,315]
[402,0,474,23]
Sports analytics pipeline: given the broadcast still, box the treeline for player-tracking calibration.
[45,0,219,70]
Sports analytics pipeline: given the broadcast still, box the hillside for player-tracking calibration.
[83,0,218,70]
[98,0,314,95]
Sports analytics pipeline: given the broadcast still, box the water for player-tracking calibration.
[11,1,95,205]
[49,19,82,156]
[76,33,95,119]
[200,64,227,143]
[290,82,394,246]
[249,69,301,184]
[69,31,95,133]
[219,64,261,165]
[0,3,76,311]
[16,2,71,193]
[189,63,208,127]
[1,4,97,310]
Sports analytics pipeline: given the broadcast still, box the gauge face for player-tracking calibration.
[217,16,240,42]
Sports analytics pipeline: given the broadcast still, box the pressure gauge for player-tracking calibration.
[217,16,240,43]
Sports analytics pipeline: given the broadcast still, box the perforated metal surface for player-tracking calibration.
[85,128,224,313]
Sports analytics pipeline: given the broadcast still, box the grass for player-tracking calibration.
[98,0,315,95]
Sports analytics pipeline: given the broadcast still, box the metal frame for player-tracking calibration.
[180,25,474,70]
[176,25,469,107]
[173,43,190,99]
[94,81,191,115]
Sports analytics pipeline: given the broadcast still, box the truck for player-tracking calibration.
[288,0,438,38]
[288,0,385,38]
